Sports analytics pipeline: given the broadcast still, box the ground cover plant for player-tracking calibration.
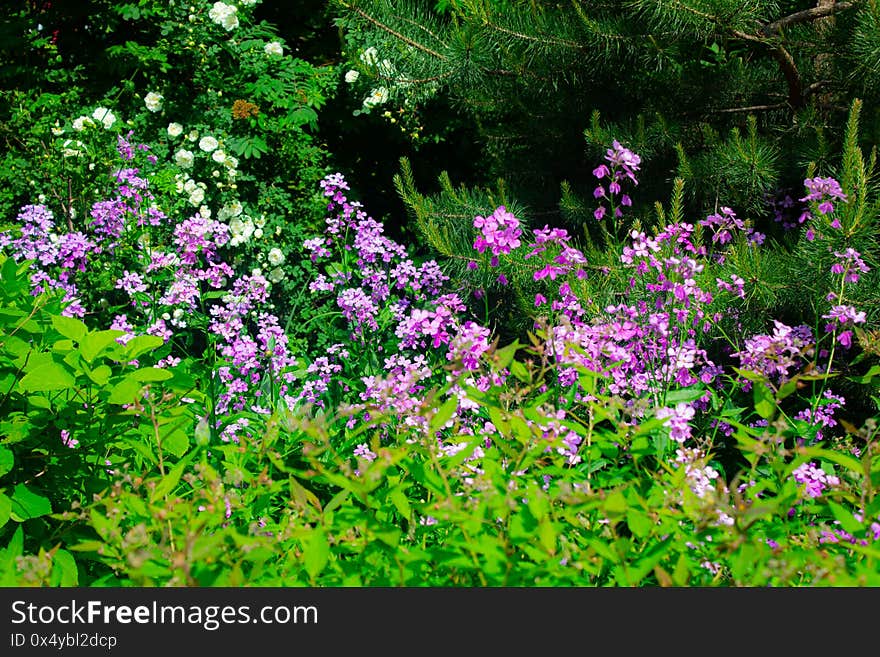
[1,0,880,587]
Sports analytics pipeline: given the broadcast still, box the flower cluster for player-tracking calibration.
[473,206,523,262]
[791,461,840,499]
[209,2,239,31]
[297,173,496,444]
[592,140,640,222]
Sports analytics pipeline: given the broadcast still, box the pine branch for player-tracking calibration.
[340,2,449,60]
[760,1,858,36]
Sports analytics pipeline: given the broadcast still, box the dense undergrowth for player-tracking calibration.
[1,1,879,587]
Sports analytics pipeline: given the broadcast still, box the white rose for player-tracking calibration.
[92,107,116,129]
[211,148,227,163]
[264,41,283,57]
[209,2,239,30]
[363,86,389,108]
[72,116,95,131]
[267,267,285,283]
[183,178,198,194]
[175,148,195,168]
[187,130,199,142]
[188,187,205,206]
[344,69,359,83]
[267,247,285,266]
[167,122,184,138]
[199,135,219,152]
[144,91,163,113]
[253,228,263,239]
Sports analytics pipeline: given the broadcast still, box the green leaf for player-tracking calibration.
[626,508,654,538]
[389,486,411,518]
[800,447,863,474]
[0,493,11,529]
[0,446,13,478]
[51,315,87,341]
[303,528,329,578]
[131,367,173,382]
[162,430,189,458]
[85,364,112,386]
[108,376,144,404]
[828,501,864,535]
[150,452,195,503]
[51,549,78,586]
[0,525,24,584]
[80,330,125,363]
[18,361,75,392]
[753,382,776,420]
[604,489,627,517]
[125,335,164,360]
[430,395,458,433]
[9,483,52,520]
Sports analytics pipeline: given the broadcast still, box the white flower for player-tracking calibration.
[187,130,199,142]
[51,121,64,136]
[267,267,285,283]
[253,228,263,239]
[267,247,285,266]
[188,187,205,206]
[183,178,198,194]
[229,216,255,246]
[344,69,360,84]
[360,46,378,66]
[199,135,219,152]
[199,205,212,218]
[167,122,184,138]
[174,149,195,168]
[144,91,163,113]
[264,41,283,57]
[240,0,258,5]
[211,148,227,163]
[209,2,239,30]
[217,201,243,221]
[225,155,238,169]
[72,116,95,131]
[91,107,116,129]
[61,139,86,157]
[363,86,389,108]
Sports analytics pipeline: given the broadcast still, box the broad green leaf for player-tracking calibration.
[0,446,12,478]
[9,483,52,520]
[604,489,627,517]
[0,525,24,584]
[828,501,864,535]
[18,361,75,392]
[626,508,654,538]
[800,447,863,474]
[162,430,189,458]
[752,382,776,420]
[538,518,556,554]
[108,376,144,404]
[51,315,87,341]
[85,364,112,386]
[0,493,11,529]
[131,367,173,383]
[125,335,165,360]
[80,330,125,363]
[51,549,78,586]
[389,486,411,518]
[304,528,329,578]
